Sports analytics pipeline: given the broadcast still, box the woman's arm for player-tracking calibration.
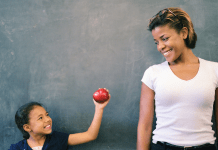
[214,88,218,140]
[68,93,110,146]
[137,83,155,150]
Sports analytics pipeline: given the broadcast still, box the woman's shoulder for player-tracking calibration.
[199,58,218,70]
[199,58,218,65]
[142,61,168,79]
[145,61,168,73]
[199,58,218,80]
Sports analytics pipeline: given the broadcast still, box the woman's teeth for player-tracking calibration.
[163,50,172,56]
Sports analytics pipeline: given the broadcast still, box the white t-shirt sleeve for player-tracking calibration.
[141,66,154,90]
[215,63,218,88]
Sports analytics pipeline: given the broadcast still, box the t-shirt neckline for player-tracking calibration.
[166,58,201,82]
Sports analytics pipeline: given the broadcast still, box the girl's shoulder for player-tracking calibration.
[9,139,29,150]
[48,130,69,142]
[44,131,69,150]
[9,131,69,150]
[50,130,69,138]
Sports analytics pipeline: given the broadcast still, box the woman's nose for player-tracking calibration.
[157,41,166,52]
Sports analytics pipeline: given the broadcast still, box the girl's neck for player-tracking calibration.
[27,135,46,147]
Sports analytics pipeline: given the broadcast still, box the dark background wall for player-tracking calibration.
[1,0,218,149]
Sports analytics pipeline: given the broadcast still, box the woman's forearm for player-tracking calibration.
[137,123,153,150]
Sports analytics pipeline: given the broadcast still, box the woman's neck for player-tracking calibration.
[169,48,199,66]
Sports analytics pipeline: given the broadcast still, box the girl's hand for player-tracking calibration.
[93,88,110,110]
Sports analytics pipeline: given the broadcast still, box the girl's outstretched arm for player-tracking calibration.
[68,90,110,146]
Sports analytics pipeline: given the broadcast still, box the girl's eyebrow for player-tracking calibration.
[37,114,43,118]
[37,111,48,117]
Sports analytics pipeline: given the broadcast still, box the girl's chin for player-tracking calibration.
[44,128,52,134]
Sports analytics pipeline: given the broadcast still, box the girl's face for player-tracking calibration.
[151,24,188,64]
[27,106,52,137]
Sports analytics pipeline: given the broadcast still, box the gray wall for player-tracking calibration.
[1,0,218,149]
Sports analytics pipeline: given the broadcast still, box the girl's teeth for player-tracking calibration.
[45,125,50,128]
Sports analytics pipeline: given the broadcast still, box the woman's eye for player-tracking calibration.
[46,113,49,116]
[162,37,169,41]
[39,117,42,120]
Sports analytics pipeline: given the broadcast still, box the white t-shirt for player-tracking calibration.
[141,58,218,146]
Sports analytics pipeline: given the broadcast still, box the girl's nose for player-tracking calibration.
[45,116,52,122]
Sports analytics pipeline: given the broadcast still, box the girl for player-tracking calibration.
[10,88,110,150]
[137,8,218,150]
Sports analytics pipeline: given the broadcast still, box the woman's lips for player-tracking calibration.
[163,49,172,56]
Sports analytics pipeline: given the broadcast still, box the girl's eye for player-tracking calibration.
[46,113,49,116]
[39,117,42,120]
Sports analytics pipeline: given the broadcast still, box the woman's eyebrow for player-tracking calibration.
[154,34,165,41]
[160,34,165,38]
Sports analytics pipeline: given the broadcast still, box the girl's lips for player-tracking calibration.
[44,125,51,129]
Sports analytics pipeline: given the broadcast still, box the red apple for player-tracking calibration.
[93,88,109,103]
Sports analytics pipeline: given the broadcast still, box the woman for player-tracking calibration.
[137,7,218,150]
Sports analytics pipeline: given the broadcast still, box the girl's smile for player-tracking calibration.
[27,106,52,136]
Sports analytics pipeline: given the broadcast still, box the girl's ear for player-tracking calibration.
[23,124,31,132]
[181,27,188,39]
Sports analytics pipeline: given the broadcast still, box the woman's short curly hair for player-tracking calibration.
[148,7,197,49]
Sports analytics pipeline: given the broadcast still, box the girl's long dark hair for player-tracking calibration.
[15,102,43,139]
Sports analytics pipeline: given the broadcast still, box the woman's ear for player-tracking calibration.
[23,124,31,132]
[181,27,188,39]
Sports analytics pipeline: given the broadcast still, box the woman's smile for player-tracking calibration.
[162,49,172,56]
[152,25,188,64]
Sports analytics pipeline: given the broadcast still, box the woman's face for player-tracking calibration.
[151,24,188,64]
